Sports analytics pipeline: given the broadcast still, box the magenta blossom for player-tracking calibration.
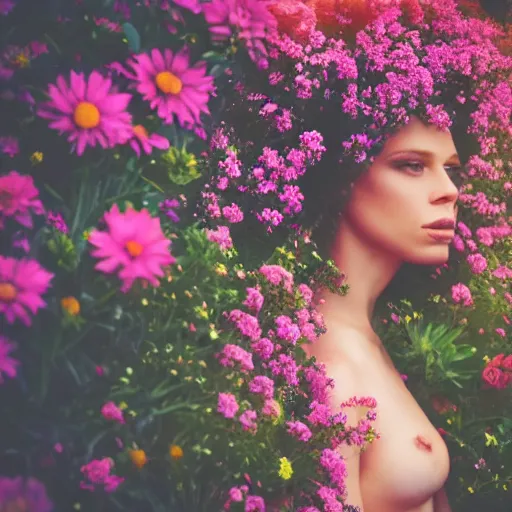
[0,476,53,512]
[80,458,124,493]
[0,0,15,15]
[0,335,19,383]
[0,171,45,229]
[88,203,175,293]
[129,124,170,156]
[120,47,215,128]
[101,401,125,424]
[0,136,19,157]
[0,256,54,326]
[451,283,474,307]
[38,71,132,155]
[217,392,240,419]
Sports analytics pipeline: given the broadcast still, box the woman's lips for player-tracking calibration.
[424,228,455,242]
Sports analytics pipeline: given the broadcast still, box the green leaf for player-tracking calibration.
[123,22,141,52]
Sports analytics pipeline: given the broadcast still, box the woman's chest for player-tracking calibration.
[359,369,450,510]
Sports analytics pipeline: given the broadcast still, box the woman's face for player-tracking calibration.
[342,116,461,266]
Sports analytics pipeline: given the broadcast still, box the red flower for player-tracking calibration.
[502,355,512,370]
[482,366,509,390]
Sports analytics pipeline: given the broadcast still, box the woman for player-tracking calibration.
[301,115,458,512]
[202,1,510,510]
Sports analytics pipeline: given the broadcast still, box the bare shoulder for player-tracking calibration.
[305,324,377,421]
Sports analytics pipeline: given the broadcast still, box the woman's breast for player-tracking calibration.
[359,374,450,512]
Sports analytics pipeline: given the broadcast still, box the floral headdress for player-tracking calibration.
[200,0,511,254]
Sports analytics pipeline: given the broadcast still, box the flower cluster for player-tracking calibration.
[482,354,512,390]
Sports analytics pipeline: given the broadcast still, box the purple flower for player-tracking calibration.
[0,335,19,383]
[159,198,180,223]
[0,0,15,16]
[0,476,53,512]
[451,283,473,307]
[80,458,124,493]
[0,136,19,157]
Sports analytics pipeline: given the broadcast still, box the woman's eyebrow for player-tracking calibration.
[386,150,460,162]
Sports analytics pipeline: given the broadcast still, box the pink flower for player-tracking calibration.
[244,495,266,512]
[203,0,277,59]
[239,409,258,433]
[0,171,45,228]
[249,375,274,398]
[0,0,15,16]
[88,203,175,293]
[286,420,312,442]
[38,71,133,155]
[80,458,124,493]
[467,253,487,274]
[128,124,170,156]
[482,366,509,390]
[0,336,19,383]
[0,476,53,512]
[0,136,19,157]
[101,401,125,424]
[261,398,280,417]
[217,344,254,372]
[0,256,54,326]
[218,392,239,419]
[243,287,264,313]
[206,225,233,251]
[122,47,214,128]
[451,283,473,307]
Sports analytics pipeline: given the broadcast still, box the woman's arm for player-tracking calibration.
[433,487,452,512]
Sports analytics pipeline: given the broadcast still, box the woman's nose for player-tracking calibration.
[430,168,459,205]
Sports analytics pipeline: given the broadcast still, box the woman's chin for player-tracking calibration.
[415,247,450,266]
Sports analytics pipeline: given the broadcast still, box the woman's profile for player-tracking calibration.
[301,115,458,512]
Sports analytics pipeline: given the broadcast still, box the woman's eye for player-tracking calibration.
[395,161,425,174]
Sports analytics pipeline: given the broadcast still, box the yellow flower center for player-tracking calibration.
[61,296,80,316]
[73,102,101,129]
[125,240,144,258]
[0,283,17,302]
[133,124,149,139]
[155,71,183,95]
[169,444,184,459]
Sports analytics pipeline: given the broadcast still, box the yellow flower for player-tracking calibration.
[61,296,80,316]
[215,263,228,276]
[129,449,148,469]
[169,444,184,460]
[30,151,44,165]
[468,487,474,493]
[278,457,293,480]
[485,433,498,447]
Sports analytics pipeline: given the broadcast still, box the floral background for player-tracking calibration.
[0,0,510,511]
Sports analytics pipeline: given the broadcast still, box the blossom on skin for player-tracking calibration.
[128,124,170,156]
[80,458,124,493]
[0,136,19,157]
[0,171,45,229]
[101,401,125,424]
[38,71,133,155]
[0,256,54,326]
[0,335,19,384]
[121,47,214,128]
[0,476,53,512]
[88,204,175,293]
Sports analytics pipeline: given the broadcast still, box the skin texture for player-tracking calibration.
[302,116,458,512]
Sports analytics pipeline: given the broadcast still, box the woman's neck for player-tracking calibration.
[316,218,402,334]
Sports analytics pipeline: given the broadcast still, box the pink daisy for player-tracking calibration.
[0,256,54,326]
[88,203,175,292]
[128,124,170,156]
[0,171,45,229]
[123,47,215,128]
[0,336,19,383]
[38,70,133,155]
